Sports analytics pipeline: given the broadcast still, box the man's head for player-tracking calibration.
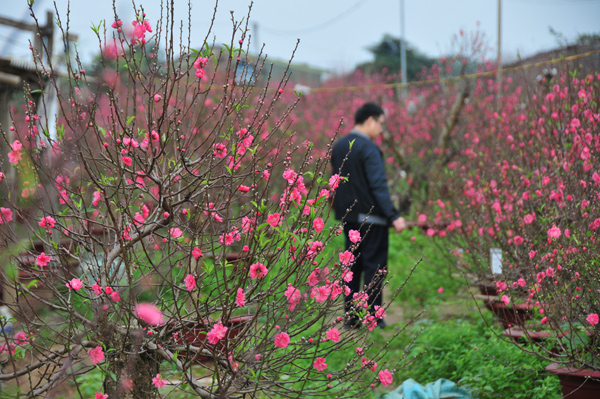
[354,102,385,139]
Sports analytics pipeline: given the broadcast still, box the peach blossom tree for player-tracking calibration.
[0,2,406,398]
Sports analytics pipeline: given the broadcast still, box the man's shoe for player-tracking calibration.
[376,319,388,329]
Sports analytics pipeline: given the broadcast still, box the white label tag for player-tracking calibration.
[490,248,502,274]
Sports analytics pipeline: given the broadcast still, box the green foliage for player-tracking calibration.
[389,314,561,399]
[73,366,104,398]
[386,228,464,309]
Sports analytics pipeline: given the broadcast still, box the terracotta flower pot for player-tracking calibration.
[546,363,600,399]
[484,300,533,329]
[474,280,498,296]
[171,316,251,364]
[502,325,552,344]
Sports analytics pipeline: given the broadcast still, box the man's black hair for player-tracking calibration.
[354,102,384,125]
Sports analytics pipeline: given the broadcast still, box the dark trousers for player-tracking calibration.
[343,221,389,318]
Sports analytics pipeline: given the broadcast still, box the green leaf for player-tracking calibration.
[57,124,65,141]
[90,20,103,36]
[203,262,214,274]
[201,43,212,58]
[126,116,136,126]
[27,280,39,289]
[4,264,17,281]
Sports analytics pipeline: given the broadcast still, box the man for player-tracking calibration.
[330,102,407,329]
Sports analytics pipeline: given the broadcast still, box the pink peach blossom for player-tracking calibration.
[0,208,13,223]
[249,262,268,279]
[284,285,301,311]
[313,217,325,232]
[8,140,22,165]
[152,373,167,389]
[548,226,561,239]
[66,278,83,291]
[341,269,353,282]
[14,331,28,345]
[192,246,203,260]
[169,228,182,238]
[326,328,340,343]
[266,213,282,227]
[39,216,56,229]
[236,288,245,307]
[92,191,102,206]
[339,251,355,266]
[184,274,195,291]
[313,357,327,371]
[207,323,228,344]
[328,174,342,189]
[36,252,51,267]
[379,369,393,386]
[313,285,331,303]
[135,303,165,326]
[274,332,290,348]
[88,346,105,364]
[348,229,361,243]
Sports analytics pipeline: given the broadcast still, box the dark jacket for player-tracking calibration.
[331,129,399,226]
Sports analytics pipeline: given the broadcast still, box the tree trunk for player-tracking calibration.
[101,317,159,398]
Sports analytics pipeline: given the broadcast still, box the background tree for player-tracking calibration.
[357,34,435,80]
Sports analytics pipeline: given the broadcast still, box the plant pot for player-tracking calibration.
[484,300,533,329]
[546,363,600,399]
[502,325,552,344]
[171,316,251,364]
[474,280,498,296]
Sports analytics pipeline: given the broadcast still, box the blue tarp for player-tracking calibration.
[383,378,475,399]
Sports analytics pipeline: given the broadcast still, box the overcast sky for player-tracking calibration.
[1,0,599,74]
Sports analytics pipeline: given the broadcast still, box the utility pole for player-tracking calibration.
[399,0,407,98]
[252,21,260,56]
[496,0,502,103]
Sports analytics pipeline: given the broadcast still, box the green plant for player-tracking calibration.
[391,313,561,399]
[386,228,463,309]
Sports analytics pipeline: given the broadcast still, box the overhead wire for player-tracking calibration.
[304,48,600,93]
[260,0,371,36]
[505,0,600,4]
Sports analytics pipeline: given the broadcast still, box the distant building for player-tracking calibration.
[211,46,327,88]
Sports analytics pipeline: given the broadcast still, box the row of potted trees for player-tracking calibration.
[439,63,600,398]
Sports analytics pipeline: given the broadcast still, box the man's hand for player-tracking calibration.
[392,217,407,233]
